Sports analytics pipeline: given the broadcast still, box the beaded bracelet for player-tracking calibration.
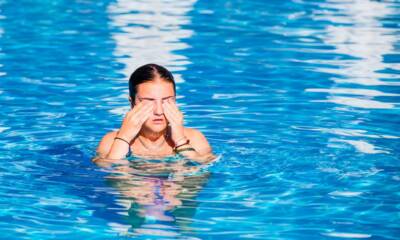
[174,137,189,147]
[174,139,190,150]
[114,137,130,145]
[175,147,196,154]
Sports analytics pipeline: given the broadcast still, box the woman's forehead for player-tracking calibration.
[137,81,175,96]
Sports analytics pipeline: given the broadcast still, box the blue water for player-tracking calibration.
[1,0,399,239]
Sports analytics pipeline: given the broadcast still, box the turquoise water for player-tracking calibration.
[1,0,399,239]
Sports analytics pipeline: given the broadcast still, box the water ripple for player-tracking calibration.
[0,0,399,239]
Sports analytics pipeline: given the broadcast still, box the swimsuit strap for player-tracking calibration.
[126,146,132,158]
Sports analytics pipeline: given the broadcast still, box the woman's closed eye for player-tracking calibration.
[137,97,155,104]
[138,96,175,104]
[163,96,176,103]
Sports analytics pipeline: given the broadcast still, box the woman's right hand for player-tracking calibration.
[117,101,153,142]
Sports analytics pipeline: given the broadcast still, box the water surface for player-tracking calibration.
[0,0,399,239]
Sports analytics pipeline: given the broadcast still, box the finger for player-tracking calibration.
[168,98,181,112]
[166,98,181,115]
[144,105,154,120]
[163,104,180,126]
[164,100,183,120]
[163,100,176,114]
[162,103,172,122]
[131,101,153,117]
[130,99,152,113]
[162,103,175,123]
[127,102,145,117]
[126,103,152,128]
[138,104,154,124]
[163,101,181,120]
[164,101,183,125]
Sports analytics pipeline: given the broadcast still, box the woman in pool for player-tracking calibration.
[94,63,215,165]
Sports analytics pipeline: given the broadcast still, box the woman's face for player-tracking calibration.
[133,80,175,133]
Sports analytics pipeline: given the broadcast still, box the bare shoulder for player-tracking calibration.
[183,127,212,155]
[95,130,119,158]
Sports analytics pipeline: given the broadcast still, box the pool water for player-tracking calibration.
[0,0,399,239]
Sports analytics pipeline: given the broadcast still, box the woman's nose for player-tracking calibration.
[154,100,164,115]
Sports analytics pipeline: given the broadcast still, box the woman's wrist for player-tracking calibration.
[174,139,190,150]
[114,137,130,145]
[174,144,196,154]
[174,136,188,146]
[116,130,133,143]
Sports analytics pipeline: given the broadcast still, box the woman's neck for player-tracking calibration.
[139,128,166,142]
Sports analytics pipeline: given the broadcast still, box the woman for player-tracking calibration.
[93,63,215,166]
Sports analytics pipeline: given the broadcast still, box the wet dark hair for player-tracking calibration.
[128,63,176,102]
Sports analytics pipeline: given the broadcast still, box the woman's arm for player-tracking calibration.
[92,131,131,167]
[176,128,217,164]
[92,101,154,167]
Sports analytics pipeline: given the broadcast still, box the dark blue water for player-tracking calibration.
[0,0,399,239]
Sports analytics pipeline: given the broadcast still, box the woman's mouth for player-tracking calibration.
[153,118,164,124]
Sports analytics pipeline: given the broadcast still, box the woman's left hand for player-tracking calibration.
[162,98,186,145]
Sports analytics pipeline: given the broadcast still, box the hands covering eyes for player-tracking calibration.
[117,96,185,145]
[162,98,185,145]
[117,100,154,142]
[136,96,176,105]
[137,96,186,142]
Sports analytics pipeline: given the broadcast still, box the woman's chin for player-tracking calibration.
[144,123,167,133]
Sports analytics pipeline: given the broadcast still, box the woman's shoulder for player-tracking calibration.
[102,130,119,142]
[96,130,119,157]
[183,127,204,138]
[183,127,212,155]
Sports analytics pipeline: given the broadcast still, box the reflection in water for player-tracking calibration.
[292,126,399,140]
[306,0,399,109]
[329,138,389,154]
[0,8,4,78]
[103,158,211,237]
[107,0,196,80]
[306,88,399,97]
[303,0,399,153]
[311,0,399,87]
[313,96,395,109]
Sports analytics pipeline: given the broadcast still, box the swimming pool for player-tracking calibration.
[0,0,399,239]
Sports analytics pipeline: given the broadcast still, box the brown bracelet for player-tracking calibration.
[174,139,190,150]
[114,137,130,145]
[174,136,188,146]
[175,147,196,154]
